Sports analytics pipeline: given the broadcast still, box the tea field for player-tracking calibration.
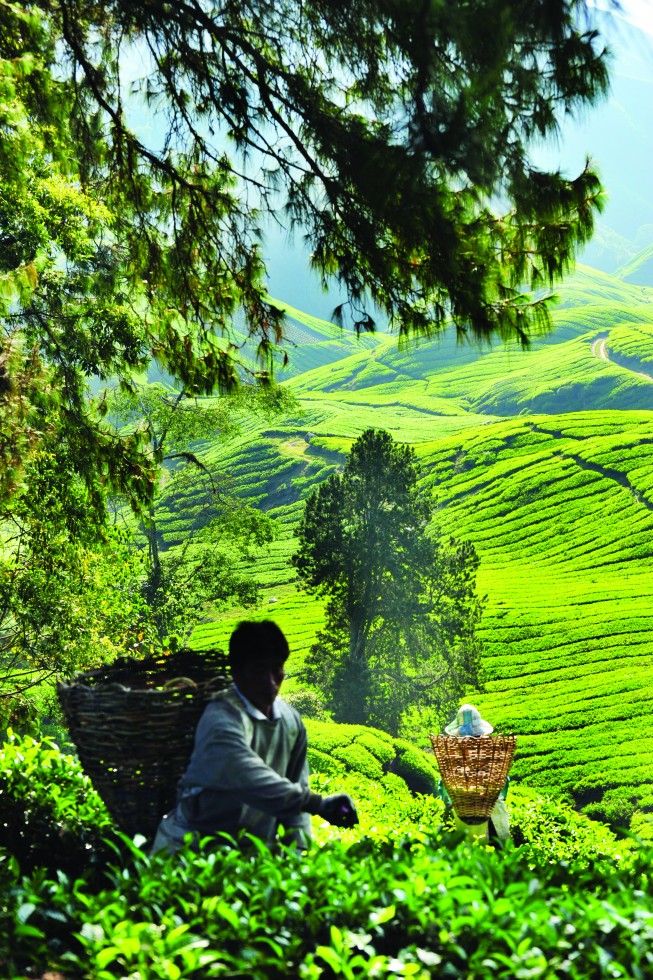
[1,729,642,979]
[157,259,653,835]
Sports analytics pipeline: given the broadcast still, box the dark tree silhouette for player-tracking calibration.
[0,1,611,514]
[293,429,484,731]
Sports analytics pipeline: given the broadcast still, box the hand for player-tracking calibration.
[318,793,358,828]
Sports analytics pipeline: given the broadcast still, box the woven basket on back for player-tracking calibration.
[57,647,230,840]
[429,733,516,824]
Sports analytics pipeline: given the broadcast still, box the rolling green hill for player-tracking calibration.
[416,413,653,823]
[157,260,653,835]
[616,243,653,288]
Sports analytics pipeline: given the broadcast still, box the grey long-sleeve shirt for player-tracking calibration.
[166,686,315,846]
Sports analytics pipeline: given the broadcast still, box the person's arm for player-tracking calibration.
[280,718,313,848]
[184,701,322,822]
[183,700,357,829]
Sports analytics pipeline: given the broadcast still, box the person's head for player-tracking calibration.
[445,703,493,737]
[228,620,290,716]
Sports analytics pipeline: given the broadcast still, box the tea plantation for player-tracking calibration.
[5,258,653,977]
[0,728,647,980]
[167,259,653,838]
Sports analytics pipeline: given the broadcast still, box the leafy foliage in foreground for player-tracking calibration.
[0,732,116,879]
[0,731,645,980]
[3,825,649,980]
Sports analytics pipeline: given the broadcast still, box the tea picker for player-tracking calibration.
[430,704,516,844]
[58,621,358,850]
[150,620,358,852]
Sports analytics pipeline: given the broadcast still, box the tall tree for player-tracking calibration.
[1,0,612,514]
[292,430,483,731]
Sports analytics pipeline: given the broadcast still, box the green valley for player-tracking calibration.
[167,260,653,835]
[5,3,653,976]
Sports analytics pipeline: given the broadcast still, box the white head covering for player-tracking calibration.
[445,703,493,736]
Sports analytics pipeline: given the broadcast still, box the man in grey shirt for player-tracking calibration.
[152,620,357,853]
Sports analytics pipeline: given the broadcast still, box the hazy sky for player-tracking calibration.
[117,2,653,319]
[606,0,653,34]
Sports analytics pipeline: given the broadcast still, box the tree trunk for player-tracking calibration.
[332,614,370,724]
[141,505,161,611]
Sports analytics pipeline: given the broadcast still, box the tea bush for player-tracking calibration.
[0,732,118,879]
[1,814,649,980]
[304,720,441,795]
[2,730,645,980]
[331,743,384,781]
[390,738,440,794]
[282,689,327,719]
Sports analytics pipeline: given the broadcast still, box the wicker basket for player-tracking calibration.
[429,733,516,824]
[57,647,230,840]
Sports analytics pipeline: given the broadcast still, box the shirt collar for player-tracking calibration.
[233,684,281,721]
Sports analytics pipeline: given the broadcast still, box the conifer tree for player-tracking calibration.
[293,430,483,730]
[1,0,611,516]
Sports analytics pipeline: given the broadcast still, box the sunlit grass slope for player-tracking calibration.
[415,411,653,827]
[616,243,653,287]
[188,409,653,827]
[168,263,653,830]
[605,323,653,375]
[243,298,386,379]
[286,305,653,417]
[551,263,651,308]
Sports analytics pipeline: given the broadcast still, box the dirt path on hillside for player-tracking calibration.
[591,337,609,362]
[591,336,653,383]
[280,438,309,457]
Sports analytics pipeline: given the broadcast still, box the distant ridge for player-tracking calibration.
[615,242,653,287]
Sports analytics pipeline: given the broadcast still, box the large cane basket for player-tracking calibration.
[57,648,230,840]
[429,733,516,824]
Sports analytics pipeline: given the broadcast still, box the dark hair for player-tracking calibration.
[228,620,290,673]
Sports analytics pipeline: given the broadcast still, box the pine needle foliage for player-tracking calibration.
[53,0,609,344]
[1,0,610,512]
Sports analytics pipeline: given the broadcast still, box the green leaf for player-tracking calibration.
[16,902,37,923]
[370,905,396,926]
[95,947,121,969]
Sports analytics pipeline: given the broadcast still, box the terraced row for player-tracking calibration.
[175,265,653,830]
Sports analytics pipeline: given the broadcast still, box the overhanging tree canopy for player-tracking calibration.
[1,0,610,510]
[57,0,609,341]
